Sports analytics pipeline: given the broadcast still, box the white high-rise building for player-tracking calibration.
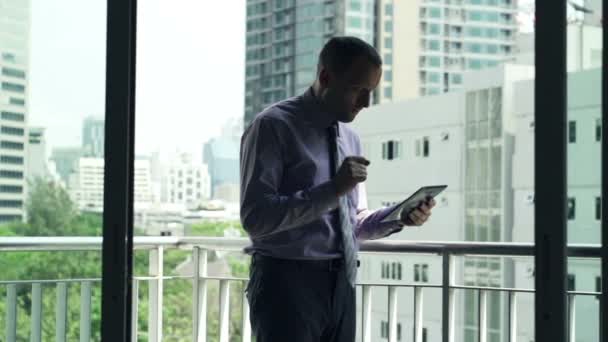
[69,157,154,211]
[374,0,519,104]
[0,0,30,223]
[353,61,602,340]
[511,68,602,342]
[26,126,47,180]
[161,153,211,207]
[352,63,535,341]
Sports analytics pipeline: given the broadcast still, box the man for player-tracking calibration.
[240,36,435,342]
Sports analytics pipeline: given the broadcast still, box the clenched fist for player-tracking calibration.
[333,156,370,197]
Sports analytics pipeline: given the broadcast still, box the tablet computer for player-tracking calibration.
[380,185,448,223]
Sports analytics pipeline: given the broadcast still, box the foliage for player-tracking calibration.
[0,179,250,341]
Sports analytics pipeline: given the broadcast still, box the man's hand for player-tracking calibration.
[333,156,370,197]
[401,198,436,226]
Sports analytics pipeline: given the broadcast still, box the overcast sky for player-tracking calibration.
[29,0,246,158]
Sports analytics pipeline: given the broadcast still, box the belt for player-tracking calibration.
[253,253,360,272]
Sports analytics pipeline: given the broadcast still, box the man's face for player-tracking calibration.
[319,56,382,123]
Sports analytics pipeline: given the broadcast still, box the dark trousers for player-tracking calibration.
[246,254,356,342]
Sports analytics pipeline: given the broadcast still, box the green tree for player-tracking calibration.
[24,177,80,236]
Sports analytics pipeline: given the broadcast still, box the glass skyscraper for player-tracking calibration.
[244,0,376,126]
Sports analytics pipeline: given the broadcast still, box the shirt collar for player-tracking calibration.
[299,87,340,133]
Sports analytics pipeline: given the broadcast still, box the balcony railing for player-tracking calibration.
[0,237,602,342]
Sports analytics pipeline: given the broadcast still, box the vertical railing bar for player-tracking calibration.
[509,291,518,342]
[148,246,164,342]
[568,294,576,342]
[414,286,424,342]
[6,283,17,342]
[193,247,208,342]
[219,280,231,342]
[131,279,139,342]
[388,285,398,342]
[55,282,68,342]
[80,281,92,342]
[242,280,251,342]
[362,285,373,342]
[442,253,453,342]
[479,290,488,342]
[30,283,42,342]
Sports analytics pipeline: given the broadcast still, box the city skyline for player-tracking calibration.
[26,0,550,157]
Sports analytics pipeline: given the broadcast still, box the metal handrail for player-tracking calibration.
[0,236,601,258]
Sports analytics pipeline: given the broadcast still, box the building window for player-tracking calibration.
[568,198,576,220]
[9,98,25,106]
[414,263,429,282]
[596,197,602,221]
[428,7,441,18]
[568,121,576,143]
[380,321,402,340]
[597,118,602,142]
[390,262,402,280]
[567,274,575,291]
[422,264,429,282]
[381,321,388,338]
[428,23,440,35]
[385,3,393,16]
[384,21,393,32]
[382,140,401,160]
[429,40,441,51]
[384,87,392,99]
[0,155,23,165]
[384,70,393,82]
[384,53,393,65]
[348,17,362,28]
[1,82,24,93]
[423,137,430,157]
[1,111,25,122]
[349,0,361,11]
[0,170,22,179]
[384,37,393,49]
[1,67,26,79]
[451,74,463,84]
[0,141,24,151]
[0,185,22,193]
[0,200,23,208]
[1,126,24,136]
[397,323,402,340]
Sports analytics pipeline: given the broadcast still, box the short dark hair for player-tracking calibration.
[317,36,382,76]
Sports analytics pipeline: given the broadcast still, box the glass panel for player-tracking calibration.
[0,0,107,340]
[566,0,603,340]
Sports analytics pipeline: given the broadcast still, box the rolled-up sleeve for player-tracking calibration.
[240,116,340,240]
[354,182,404,241]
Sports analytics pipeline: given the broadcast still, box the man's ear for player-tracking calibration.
[318,67,331,88]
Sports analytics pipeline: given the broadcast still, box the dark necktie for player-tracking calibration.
[328,123,357,287]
